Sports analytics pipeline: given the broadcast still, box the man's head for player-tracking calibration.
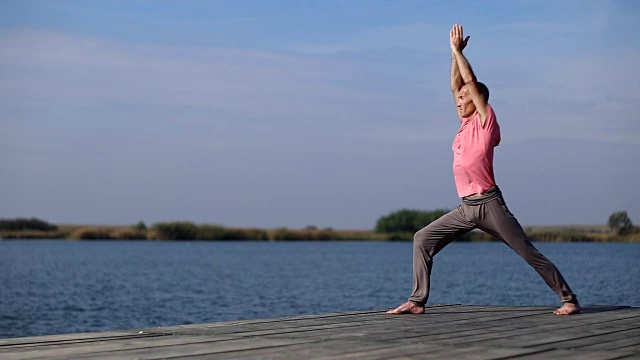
[457,82,489,118]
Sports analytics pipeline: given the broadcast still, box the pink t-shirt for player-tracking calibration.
[452,104,501,198]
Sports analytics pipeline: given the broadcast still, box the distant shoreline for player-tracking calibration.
[1,222,638,242]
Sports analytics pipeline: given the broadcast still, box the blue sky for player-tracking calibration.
[1,0,639,229]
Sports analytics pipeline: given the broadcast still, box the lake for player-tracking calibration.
[1,240,638,339]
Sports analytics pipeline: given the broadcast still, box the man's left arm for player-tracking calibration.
[450,24,488,126]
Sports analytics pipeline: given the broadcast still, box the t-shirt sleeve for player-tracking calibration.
[482,104,496,129]
[482,104,500,146]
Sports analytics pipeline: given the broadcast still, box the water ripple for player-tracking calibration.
[1,240,638,338]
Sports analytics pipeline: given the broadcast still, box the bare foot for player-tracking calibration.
[554,302,581,315]
[386,301,425,314]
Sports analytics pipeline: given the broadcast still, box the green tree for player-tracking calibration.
[196,224,227,240]
[414,209,449,229]
[608,210,633,235]
[0,218,57,231]
[132,221,147,231]
[375,209,450,233]
[152,221,198,240]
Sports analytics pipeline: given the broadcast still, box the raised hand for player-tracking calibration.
[450,24,470,51]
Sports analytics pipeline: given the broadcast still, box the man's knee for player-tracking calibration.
[413,228,434,251]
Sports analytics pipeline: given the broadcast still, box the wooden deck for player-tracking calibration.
[2,305,639,359]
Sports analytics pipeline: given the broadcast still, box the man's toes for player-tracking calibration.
[387,302,415,314]
[554,308,568,315]
[554,304,580,315]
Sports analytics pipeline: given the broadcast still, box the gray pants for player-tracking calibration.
[409,187,577,306]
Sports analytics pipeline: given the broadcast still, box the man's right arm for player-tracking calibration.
[450,24,488,125]
[451,54,464,111]
[450,34,469,121]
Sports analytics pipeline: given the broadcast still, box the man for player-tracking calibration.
[387,24,581,316]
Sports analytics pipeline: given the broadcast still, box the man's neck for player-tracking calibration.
[461,110,479,124]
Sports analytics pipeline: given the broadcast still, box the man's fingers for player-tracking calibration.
[460,35,470,49]
[451,24,468,49]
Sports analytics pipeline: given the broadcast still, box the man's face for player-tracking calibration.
[457,86,476,118]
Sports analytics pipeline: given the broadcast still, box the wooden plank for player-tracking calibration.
[186,306,640,348]
[141,312,387,334]
[266,308,615,343]
[181,339,409,360]
[534,328,640,350]
[135,305,467,337]
[412,346,550,360]
[476,318,628,346]
[171,341,545,360]
[0,332,144,347]
[0,305,638,359]
[472,320,640,349]
[507,348,635,360]
[612,343,640,352]
[394,310,640,347]
[274,308,635,347]
[256,308,554,341]
[0,335,242,360]
[149,304,461,333]
[579,336,640,351]
[5,337,320,360]
[312,343,547,360]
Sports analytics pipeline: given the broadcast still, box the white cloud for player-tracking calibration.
[1,6,639,226]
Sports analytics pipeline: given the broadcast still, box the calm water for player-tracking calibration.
[1,240,638,338]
